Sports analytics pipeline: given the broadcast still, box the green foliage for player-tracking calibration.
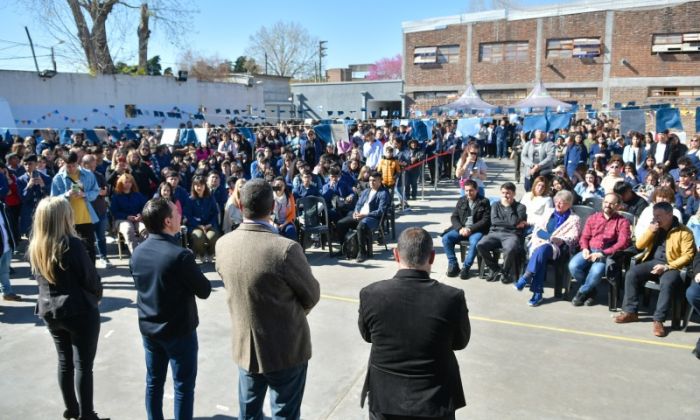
[233,56,247,73]
[114,56,162,76]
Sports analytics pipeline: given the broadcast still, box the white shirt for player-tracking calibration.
[655,142,667,164]
[360,189,377,215]
[363,140,383,169]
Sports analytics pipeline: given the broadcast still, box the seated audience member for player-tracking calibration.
[658,174,684,210]
[676,167,696,209]
[321,166,356,223]
[635,187,684,240]
[521,175,553,229]
[636,170,659,202]
[335,171,390,263]
[689,253,700,359]
[165,171,190,206]
[637,155,656,185]
[271,177,297,241]
[622,162,640,188]
[614,181,648,219]
[157,181,183,219]
[574,169,605,201]
[476,182,527,284]
[601,156,625,194]
[568,193,631,306]
[292,171,321,200]
[184,175,220,262]
[223,178,245,233]
[441,180,491,279]
[207,171,228,216]
[614,202,695,337]
[110,173,148,253]
[551,176,580,205]
[514,191,580,306]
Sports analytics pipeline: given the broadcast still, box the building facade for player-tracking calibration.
[402,0,700,128]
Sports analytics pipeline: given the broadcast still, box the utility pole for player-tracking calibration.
[264,52,268,75]
[24,26,40,74]
[319,40,327,82]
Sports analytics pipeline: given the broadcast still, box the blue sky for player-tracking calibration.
[0,0,566,74]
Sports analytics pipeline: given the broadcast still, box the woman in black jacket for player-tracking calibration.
[28,197,107,420]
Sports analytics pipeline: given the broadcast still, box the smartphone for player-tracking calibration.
[71,184,80,193]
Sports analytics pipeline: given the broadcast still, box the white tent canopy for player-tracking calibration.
[442,84,497,112]
[510,81,573,111]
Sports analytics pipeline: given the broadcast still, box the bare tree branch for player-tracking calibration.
[245,21,319,79]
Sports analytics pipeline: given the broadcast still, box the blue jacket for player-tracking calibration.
[184,195,220,231]
[51,167,100,224]
[564,144,588,177]
[130,233,211,339]
[354,187,390,221]
[293,184,320,200]
[110,192,148,221]
[16,171,51,234]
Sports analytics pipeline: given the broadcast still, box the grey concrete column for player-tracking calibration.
[534,18,543,82]
[466,23,473,84]
[360,91,368,120]
[602,10,615,107]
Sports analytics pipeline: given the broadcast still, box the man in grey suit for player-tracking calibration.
[215,179,320,420]
[521,129,556,192]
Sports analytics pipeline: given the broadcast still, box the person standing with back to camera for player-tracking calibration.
[29,197,108,420]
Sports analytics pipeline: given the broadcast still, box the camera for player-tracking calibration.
[272,185,282,192]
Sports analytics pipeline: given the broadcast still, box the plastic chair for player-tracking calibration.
[572,205,596,230]
[296,196,333,257]
[644,268,690,329]
[368,211,389,257]
[583,196,603,211]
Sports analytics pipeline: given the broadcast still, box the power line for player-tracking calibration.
[0,54,51,61]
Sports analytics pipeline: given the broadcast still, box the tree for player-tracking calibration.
[114,55,161,75]
[367,54,402,80]
[245,21,319,79]
[20,0,196,75]
[177,50,230,82]
[232,56,248,73]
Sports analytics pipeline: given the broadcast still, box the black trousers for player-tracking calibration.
[75,223,96,263]
[45,308,101,418]
[336,213,371,257]
[476,231,523,276]
[622,260,683,321]
[370,410,455,420]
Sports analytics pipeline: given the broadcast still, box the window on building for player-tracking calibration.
[480,89,528,100]
[413,91,458,100]
[652,33,700,53]
[648,86,700,97]
[124,104,137,118]
[437,45,460,64]
[548,88,598,99]
[547,38,601,58]
[413,47,438,64]
[479,42,529,63]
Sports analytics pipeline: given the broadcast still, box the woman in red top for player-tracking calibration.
[0,163,21,241]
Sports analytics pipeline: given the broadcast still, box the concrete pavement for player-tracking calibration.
[1,157,698,420]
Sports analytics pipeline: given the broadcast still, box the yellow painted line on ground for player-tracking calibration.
[320,294,694,350]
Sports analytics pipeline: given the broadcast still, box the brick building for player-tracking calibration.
[402,0,700,129]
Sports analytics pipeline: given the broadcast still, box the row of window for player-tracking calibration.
[413,31,700,65]
[411,87,700,101]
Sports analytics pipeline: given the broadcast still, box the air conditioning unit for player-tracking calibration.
[682,43,700,52]
[652,44,683,53]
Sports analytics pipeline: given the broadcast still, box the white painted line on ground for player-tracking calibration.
[104,329,114,338]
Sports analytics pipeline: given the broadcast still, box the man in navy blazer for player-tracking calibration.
[130,198,211,420]
[335,171,390,262]
[359,227,470,419]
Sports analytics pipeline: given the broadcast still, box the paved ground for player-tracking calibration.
[1,158,699,420]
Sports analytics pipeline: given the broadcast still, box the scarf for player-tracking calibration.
[550,209,571,233]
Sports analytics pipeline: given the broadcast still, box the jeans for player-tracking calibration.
[622,260,682,321]
[142,331,199,420]
[526,244,555,294]
[496,139,507,158]
[568,250,606,295]
[44,308,101,419]
[0,250,13,295]
[93,214,108,259]
[442,229,483,268]
[279,224,297,241]
[238,361,308,420]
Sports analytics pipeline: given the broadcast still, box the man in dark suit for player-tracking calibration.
[130,198,211,420]
[335,171,390,262]
[359,227,471,420]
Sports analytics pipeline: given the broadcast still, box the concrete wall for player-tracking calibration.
[0,70,266,130]
[290,80,404,120]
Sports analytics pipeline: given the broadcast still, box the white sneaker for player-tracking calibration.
[102,258,114,269]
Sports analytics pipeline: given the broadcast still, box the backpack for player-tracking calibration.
[342,229,359,260]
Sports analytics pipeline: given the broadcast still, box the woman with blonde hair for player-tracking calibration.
[110,173,148,253]
[521,175,553,228]
[29,197,107,420]
[223,178,246,232]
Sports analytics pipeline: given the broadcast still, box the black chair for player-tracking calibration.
[457,240,484,274]
[368,211,389,258]
[683,298,700,332]
[382,189,397,240]
[296,196,333,257]
[643,268,690,329]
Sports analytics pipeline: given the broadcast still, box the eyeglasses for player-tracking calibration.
[469,152,477,155]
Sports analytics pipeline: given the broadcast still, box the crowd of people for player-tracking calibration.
[3,113,700,419]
